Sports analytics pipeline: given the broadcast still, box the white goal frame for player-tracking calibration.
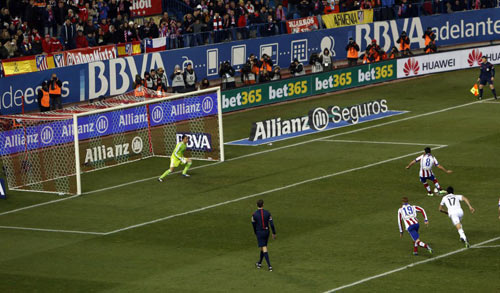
[72,87,224,195]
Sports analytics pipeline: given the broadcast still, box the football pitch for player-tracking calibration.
[1,68,500,292]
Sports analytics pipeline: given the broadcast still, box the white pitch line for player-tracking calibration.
[102,147,445,235]
[0,195,79,216]
[323,235,500,293]
[0,225,105,235]
[478,101,500,104]
[471,244,500,249]
[0,98,492,215]
[319,139,446,147]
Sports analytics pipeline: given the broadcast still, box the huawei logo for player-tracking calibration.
[403,58,419,76]
[467,49,483,66]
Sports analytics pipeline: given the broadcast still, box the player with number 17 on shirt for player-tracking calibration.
[439,186,475,248]
[406,147,452,196]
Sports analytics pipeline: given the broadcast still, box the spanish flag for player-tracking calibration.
[2,56,38,76]
[470,84,479,96]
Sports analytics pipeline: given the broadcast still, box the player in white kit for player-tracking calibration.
[439,186,475,248]
[406,147,452,196]
[397,197,433,255]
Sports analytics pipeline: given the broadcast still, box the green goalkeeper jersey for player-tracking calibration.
[172,141,187,160]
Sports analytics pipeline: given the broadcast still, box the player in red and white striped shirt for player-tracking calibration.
[398,197,433,255]
[406,147,452,196]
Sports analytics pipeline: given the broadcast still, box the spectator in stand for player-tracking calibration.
[361,0,373,9]
[171,65,185,93]
[312,0,324,15]
[49,73,63,110]
[183,13,195,46]
[397,31,412,56]
[76,29,88,48]
[262,15,276,37]
[54,1,67,37]
[346,38,360,67]
[287,0,299,19]
[0,42,9,59]
[61,18,76,50]
[31,34,42,55]
[43,5,56,37]
[98,1,109,21]
[213,12,223,43]
[183,63,197,92]
[104,24,119,44]
[20,36,33,56]
[380,0,395,20]
[237,12,250,40]
[42,34,52,53]
[108,0,118,21]
[298,0,312,18]
[4,38,18,58]
[87,31,97,47]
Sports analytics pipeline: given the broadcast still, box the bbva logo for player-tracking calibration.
[176,133,213,151]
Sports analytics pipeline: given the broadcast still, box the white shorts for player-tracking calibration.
[449,210,464,225]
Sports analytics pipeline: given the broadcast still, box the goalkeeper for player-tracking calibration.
[158,135,193,181]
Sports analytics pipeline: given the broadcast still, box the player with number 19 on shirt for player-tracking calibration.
[406,147,452,196]
[439,186,475,248]
[397,197,433,255]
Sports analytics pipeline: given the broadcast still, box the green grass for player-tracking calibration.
[1,68,500,292]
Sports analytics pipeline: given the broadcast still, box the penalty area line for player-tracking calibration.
[318,139,447,147]
[323,235,500,293]
[0,225,105,235]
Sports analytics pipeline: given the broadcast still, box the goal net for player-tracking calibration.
[0,87,224,195]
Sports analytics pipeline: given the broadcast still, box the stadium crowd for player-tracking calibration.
[0,0,495,60]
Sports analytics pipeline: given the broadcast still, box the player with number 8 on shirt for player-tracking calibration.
[406,147,452,196]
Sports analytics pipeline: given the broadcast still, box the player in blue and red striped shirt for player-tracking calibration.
[406,147,452,196]
[251,199,276,271]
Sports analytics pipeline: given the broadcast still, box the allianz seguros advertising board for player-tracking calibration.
[0,94,218,156]
[397,44,500,78]
[1,8,499,115]
[249,99,389,141]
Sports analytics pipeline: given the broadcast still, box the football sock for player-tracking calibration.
[263,252,271,267]
[433,179,441,190]
[479,88,483,98]
[416,240,428,248]
[423,183,431,192]
[160,170,171,179]
[182,162,192,175]
[458,228,467,241]
[492,88,497,98]
[413,242,418,253]
[259,251,264,264]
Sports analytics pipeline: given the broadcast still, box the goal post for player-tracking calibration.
[0,87,224,196]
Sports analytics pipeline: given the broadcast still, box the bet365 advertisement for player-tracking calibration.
[222,60,396,112]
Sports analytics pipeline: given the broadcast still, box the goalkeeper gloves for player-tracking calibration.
[181,158,187,164]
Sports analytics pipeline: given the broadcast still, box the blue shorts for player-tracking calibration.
[420,175,435,183]
[479,78,493,86]
[256,230,270,247]
[407,223,420,241]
